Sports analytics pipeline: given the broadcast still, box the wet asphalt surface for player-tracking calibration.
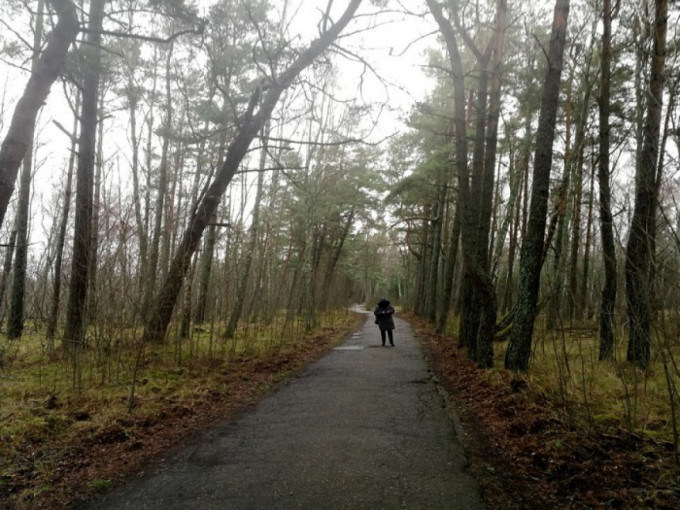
[78,312,485,509]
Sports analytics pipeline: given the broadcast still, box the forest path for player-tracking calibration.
[78,311,485,509]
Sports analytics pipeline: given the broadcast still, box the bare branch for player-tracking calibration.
[80,26,203,44]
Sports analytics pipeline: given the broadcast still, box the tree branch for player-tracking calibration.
[80,26,203,44]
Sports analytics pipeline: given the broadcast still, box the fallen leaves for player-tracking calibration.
[411,314,680,509]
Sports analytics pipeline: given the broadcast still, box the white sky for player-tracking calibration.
[0,0,438,250]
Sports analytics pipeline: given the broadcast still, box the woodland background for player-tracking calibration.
[1,0,680,507]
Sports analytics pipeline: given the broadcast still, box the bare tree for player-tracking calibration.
[0,0,78,230]
[143,0,364,343]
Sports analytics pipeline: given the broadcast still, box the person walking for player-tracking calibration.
[374,297,395,346]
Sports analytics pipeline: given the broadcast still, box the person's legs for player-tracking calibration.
[380,329,386,346]
[388,329,394,346]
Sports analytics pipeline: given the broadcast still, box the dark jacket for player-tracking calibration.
[374,298,395,331]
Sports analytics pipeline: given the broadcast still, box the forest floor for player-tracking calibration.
[3,311,679,509]
[408,314,680,509]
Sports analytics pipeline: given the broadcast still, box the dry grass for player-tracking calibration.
[0,310,363,509]
[413,313,680,509]
[487,320,680,446]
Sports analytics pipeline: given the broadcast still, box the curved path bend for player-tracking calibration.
[80,312,485,509]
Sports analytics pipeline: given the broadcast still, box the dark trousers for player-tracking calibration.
[380,329,394,346]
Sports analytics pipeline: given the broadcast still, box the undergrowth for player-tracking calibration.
[0,309,363,509]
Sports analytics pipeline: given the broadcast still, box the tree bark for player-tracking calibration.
[143,0,363,343]
[63,0,104,354]
[625,0,668,369]
[0,0,78,231]
[505,0,570,372]
[598,0,617,360]
[0,231,17,323]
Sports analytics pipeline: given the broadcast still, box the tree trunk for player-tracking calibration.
[194,221,217,324]
[63,0,104,356]
[567,140,584,321]
[505,0,570,372]
[425,0,470,341]
[7,0,46,339]
[126,51,147,293]
[598,0,617,360]
[321,208,355,310]
[0,0,78,230]
[0,230,17,324]
[47,92,79,340]
[581,158,595,319]
[143,0,363,343]
[459,70,488,358]
[426,182,447,324]
[225,129,269,339]
[546,68,572,332]
[625,0,667,369]
[144,42,174,313]
[474,0,506,367]
[194,126,224,324]
[436,198,460,333]
[87,86,105,321]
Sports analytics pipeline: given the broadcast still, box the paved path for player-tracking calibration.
[80,312,485,509]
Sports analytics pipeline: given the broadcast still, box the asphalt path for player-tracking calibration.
[79,311,485,509]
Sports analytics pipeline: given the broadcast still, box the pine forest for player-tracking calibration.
[1,0,680,507]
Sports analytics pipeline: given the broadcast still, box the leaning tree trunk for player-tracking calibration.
[63,0,104,356]
[505,0,570,372]
[598,0,617,361]
[625,0,668,369]
[143,0,364,343]
[7,0,46,339]
[0,0,78,231]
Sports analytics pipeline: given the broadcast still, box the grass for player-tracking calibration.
[485,318,680,447]
[413,312,680,508]
[0,309,363,509]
